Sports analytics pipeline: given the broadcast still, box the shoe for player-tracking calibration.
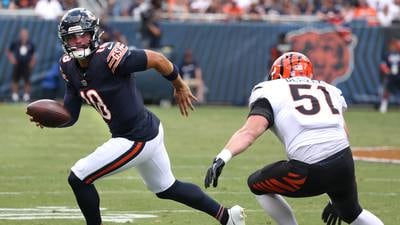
[379,99,388,113]
[227,205,245,225]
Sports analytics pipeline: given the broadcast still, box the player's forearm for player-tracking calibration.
[224,128,258,157]
[144,49,173,75]
[60,90,81,127]
[219,116,268,162]
[144,49,181,82]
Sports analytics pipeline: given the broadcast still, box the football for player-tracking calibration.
[26,99,71,128]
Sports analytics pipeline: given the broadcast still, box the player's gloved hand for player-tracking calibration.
[322,201,342,225]
[204,158,225,188]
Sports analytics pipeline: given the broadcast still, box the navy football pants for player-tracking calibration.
[247,148,362,223]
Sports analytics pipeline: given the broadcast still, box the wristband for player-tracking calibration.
[216,149,232,163]
[164,64,179,81]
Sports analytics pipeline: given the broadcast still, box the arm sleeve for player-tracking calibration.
[248,98,274,128]
[60,83,82,127]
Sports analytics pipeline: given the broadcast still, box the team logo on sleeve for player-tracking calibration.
[287,28,357,84]
[106,42,128,73]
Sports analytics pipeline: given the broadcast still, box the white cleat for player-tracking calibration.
[227,205,246,225]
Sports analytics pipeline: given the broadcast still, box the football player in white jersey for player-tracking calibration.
[204,52,384,225]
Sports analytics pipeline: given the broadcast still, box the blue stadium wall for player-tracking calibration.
[0,16,391,105]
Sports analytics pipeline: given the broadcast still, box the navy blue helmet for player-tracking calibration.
[58,8,101,59]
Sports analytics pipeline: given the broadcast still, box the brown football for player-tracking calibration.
[26,99,71,128]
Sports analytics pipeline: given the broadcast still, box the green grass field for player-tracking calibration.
[0,103,399,225]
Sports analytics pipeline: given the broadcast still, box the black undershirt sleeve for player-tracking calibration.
[248,98,274,128]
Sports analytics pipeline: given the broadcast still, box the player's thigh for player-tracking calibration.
[135,124,175,193]
[247,160,309,197]
[71,137,147,183]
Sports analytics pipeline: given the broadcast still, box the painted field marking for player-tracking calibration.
[0,190,397,196]
[353,146,400,164]
[0,206,156,223]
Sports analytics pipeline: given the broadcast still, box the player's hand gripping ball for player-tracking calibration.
[26,99,71,128]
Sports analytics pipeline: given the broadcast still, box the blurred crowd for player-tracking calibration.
[95,0,400,27]
[0,0,77,11]
[1,0,400,27]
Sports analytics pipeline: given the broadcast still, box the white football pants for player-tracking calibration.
[71,123,176,193]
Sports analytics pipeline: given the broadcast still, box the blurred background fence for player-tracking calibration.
[0,16,399,105]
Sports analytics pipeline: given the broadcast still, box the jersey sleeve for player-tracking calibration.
[61,82,82,127]
[322,82,347,112]
[248,81,270,107]
[336,87,347,112]
[101,42,147,76]
[58,56,71,83]
[58,57,81,127]
[248,98,274,128]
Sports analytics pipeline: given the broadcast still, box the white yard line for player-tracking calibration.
[352,146,400,151]
[0,190,397,196]
[0,206,156,223]
[353,156,400,164]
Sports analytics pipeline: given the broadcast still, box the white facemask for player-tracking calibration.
[70,47,92,59]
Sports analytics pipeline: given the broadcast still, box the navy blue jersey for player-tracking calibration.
[59,42,160,141]
[8,40,35,65]
[382,51,400,76]
[179,61,198,80]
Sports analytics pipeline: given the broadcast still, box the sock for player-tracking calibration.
[68,172,102,225]
[156,180,229,224]
[379,99,388,113]
[350,209,384,225]
[23,93,30,102]
[255,194,298,225]
[11,93,19,102]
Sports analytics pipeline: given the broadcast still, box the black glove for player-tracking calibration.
[322,202,342,225]
[204,158,225,188]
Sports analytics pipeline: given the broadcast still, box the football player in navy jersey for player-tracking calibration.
[29,8,245,225]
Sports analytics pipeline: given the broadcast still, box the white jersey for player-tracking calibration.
[249,77,349,164]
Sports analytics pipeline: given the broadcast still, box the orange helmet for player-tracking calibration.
[268,52,313,80]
